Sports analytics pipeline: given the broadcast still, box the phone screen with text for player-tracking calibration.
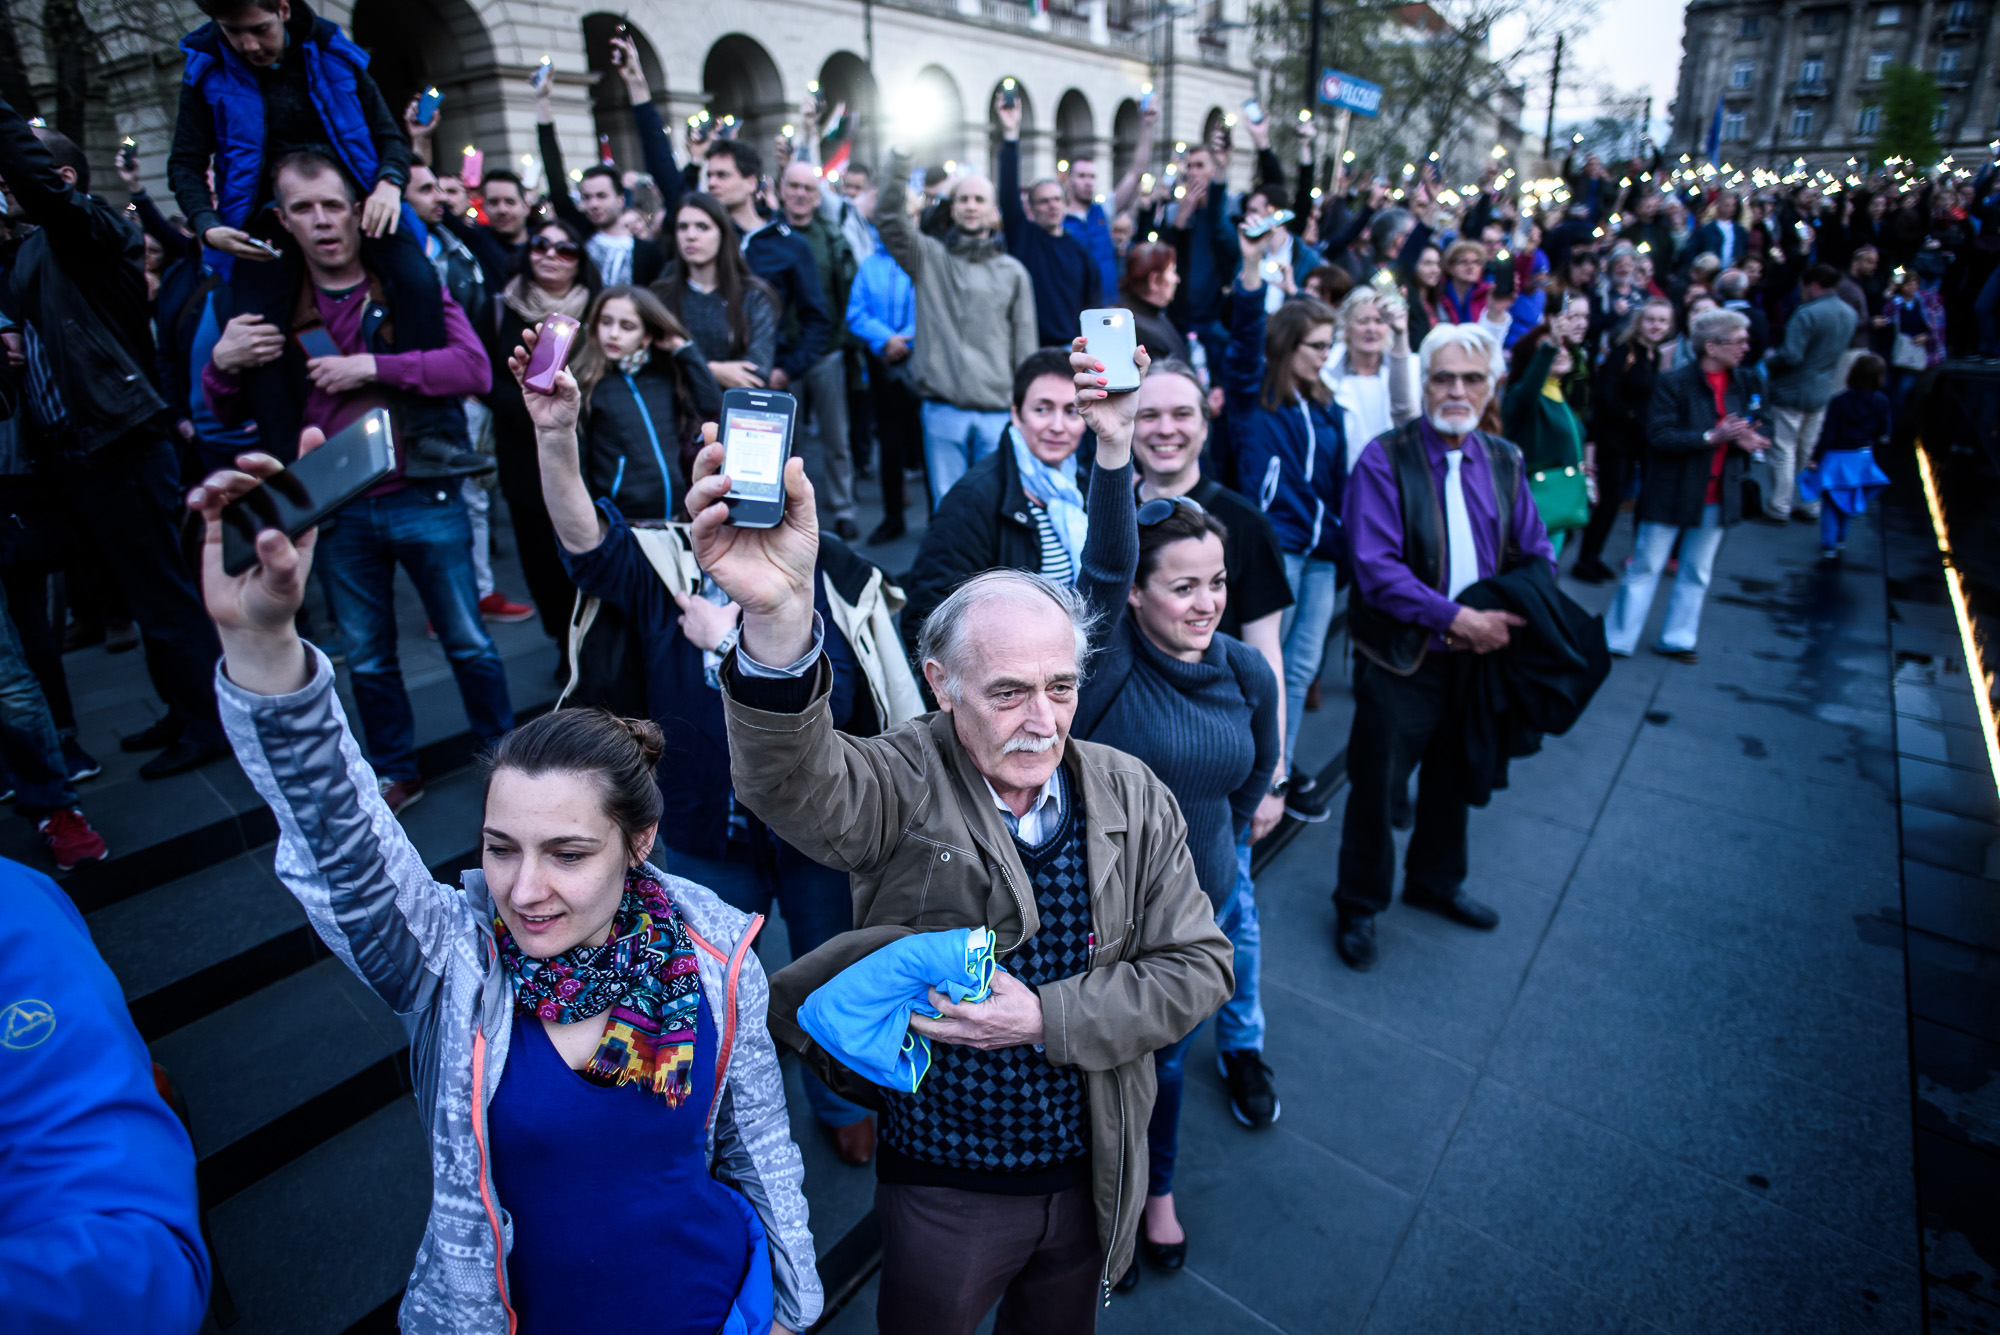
[723,409,788,499]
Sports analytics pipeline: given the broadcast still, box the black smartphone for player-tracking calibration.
[220,409,396,575]
[1486,251,1516,297]
[297,328,340,360]
[719,388,797,528]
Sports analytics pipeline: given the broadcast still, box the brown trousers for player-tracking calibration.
[874,1181,1101,1335]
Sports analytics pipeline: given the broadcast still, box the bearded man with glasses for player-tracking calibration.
[1331,322,1556,971]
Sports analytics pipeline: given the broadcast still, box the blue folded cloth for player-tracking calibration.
[1797,448,1890,515]
[798,927,997,1092]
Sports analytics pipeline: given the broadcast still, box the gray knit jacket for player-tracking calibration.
[218,649,822,1333]
[876,151,1039,411]
[1764,291,1859,410]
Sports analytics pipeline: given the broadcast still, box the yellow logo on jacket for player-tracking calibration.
[2,998,54,1049]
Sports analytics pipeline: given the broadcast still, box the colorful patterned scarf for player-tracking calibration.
[494,871,702,1104]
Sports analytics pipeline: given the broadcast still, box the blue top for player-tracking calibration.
[997,139,1101,347]
[1224,287,1349,564]
[846,248,916,356]
[1065,203,1120,312]
[490,993,750,1332]
[1817,388,1891,455]
[0,858,210,1334]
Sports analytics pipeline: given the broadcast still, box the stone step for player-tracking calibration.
[203,1097,431,1335]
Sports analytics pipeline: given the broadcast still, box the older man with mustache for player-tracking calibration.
[693,435,1231,1333]
[1332,322,1556,972]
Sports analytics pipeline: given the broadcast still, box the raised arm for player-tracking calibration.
[875,151,926,281]
[1070,334,1143,630]
[535,85,591,235]
[503,327,605,552]
[1110,101,1158,216]
[189,432,477,1015]
[612,34,683,221]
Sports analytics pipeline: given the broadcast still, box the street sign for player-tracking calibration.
[1319,69,1382,118]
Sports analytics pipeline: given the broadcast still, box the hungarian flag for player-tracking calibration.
[821,112,853,178]
[1030,0,1047,15]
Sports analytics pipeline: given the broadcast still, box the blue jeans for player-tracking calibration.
[669,837,870,1129]
[919,402,1009,510]
[0,576,75,817]
[1277,552,1341,771]
[1146,840,1264,1198]
[1821,506,1851,548]
[316,485,513,782]
[1604,504,1728,655]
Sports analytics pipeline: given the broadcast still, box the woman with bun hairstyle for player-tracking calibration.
[189,430,820,1334]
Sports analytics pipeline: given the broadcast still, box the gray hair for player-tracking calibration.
[915,569,1100,701]
[1687,306,1749,357]
[1367,206,1413,256]
[1417,320,1501,384]
[1338,283,1405,332]
[1714,269,1750,301]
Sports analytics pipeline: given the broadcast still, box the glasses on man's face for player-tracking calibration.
[1427,371,1489,390]
[1137,494,1207,527]
[530,236,581,259]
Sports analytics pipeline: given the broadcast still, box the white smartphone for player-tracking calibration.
[1081,309,1142,393]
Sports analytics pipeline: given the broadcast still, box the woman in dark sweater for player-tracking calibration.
[1069,338,1281,1291]
[1120,241,1185,363]
[1574,296,1675,583]
[650,193,778,391]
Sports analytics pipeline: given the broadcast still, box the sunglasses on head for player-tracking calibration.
[531,236,582,259]
[1137,494,1207,527]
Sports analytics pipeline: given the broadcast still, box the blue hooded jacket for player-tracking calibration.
[179,13,378,230]
[0,858,210,1333]
[1224,285,1347,565]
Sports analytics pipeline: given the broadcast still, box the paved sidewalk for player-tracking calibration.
[824,508,1919,1334]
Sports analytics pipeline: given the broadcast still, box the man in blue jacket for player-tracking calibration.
[994,93,1099,348]
[1,857,210,1333]
[847,202,919,543]
[705,138,832,394]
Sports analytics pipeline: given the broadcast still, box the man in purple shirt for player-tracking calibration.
[205,150,507,812]
[1333,323,1554,971]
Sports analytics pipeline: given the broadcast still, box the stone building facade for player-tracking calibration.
[103,0,1258,205]
[1670,0,2000,171]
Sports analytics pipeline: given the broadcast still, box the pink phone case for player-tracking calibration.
[523,314,581,395]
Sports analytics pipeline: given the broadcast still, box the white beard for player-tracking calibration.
[1427,408,1479,436]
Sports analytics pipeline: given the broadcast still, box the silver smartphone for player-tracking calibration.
[1081,309,1142,393]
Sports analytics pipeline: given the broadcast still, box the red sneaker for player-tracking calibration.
[479,592,535,623]
[39,807,107,871]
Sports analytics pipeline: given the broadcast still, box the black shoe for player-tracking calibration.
[1335,911,1378,970]
[1218,1049,1280,1128]
[1402,884,1500,930]
[834,517,861,542]
[867,517,906,545]
[1650,645,1699,666]
[1141,1233,1188,1270]
[1284,768,1335,823]
[62,737,101,782]
[1389,780,1414,831]
[1791,508,1820,523]
[1114,1263,1140,1293]
[120,716,183,753]
[1571,557,1617,584]
[138,725,228,780]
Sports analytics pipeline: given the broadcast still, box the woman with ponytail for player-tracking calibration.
[187,429,819,1335]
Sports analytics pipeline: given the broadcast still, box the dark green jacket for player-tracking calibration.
[798,213,858,352]
[1502,341,1589,472]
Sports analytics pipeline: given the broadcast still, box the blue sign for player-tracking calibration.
[1319,69,1383,118]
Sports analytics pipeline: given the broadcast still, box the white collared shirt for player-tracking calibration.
[984,769,1063,845]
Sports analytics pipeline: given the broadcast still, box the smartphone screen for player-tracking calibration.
[220,409,396,575]
[723,406,790,500]
[1082,309,1141,393]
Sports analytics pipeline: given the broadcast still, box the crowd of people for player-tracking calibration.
[2,0,1982,1330]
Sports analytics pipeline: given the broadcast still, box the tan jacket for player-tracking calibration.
[721,661,1232,1297]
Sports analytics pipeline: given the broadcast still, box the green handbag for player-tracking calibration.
[1528,463,1592,533]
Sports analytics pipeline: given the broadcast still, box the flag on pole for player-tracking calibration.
[1030,0,1048,16]
[821,112,852,178]
[1703,93,1723,166]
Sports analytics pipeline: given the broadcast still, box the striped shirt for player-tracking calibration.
[1030,501,1076,585]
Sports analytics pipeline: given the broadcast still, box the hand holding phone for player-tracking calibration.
[218,409,397,576]
[523,314,581,395]
[415,87,442,126]
[530,56,554,93]
[1080,310,1141,394]
[719,388,798,528]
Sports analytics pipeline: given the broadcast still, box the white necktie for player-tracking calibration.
[1444,448,1479,600]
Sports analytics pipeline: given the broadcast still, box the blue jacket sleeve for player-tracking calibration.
[1222,283,1268,404]
[998,138,1029,257]
[846,259,897,355]
[0,865,210,1335]
[775,237,830,379]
